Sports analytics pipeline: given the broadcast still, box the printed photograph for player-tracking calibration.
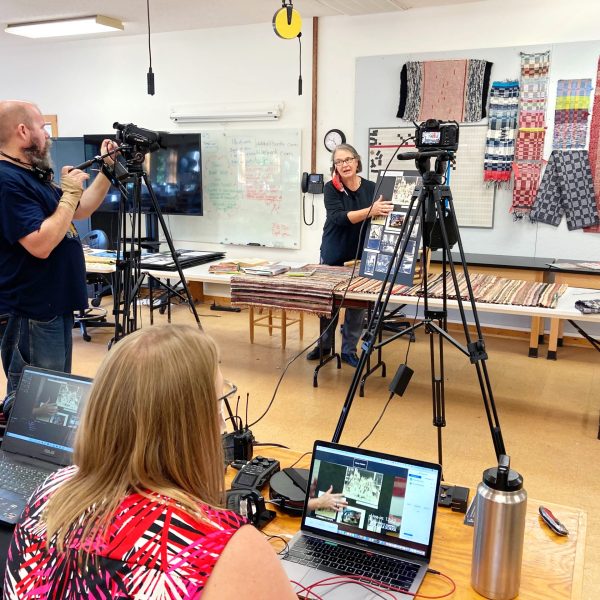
[369,224,383,240]
[367,236,381,250]
[343,467,384,509]
[363,251,377,275]
[375,253,392,274]
[388,212,406,229]
[392,175,419,206]
[381,233,398,254]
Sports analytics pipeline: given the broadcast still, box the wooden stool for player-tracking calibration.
[249,307,304,349]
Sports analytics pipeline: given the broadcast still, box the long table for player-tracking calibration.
[248,448,586,600]
[0,448,584,598]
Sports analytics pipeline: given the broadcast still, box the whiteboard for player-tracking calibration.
[174,129,301,249]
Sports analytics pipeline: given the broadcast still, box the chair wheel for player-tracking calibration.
[91,298,101,307]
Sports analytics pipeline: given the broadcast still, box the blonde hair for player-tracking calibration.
[45,324,225,553]
[0,100,38,146]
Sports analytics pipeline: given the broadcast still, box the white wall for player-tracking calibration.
[4,0,600,266]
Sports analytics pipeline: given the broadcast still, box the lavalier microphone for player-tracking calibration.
[0,150,54,182]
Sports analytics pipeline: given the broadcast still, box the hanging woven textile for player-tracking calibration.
[483,81,519,186]
[585,57,600,233]
[552,79,592,150]
[530,150,599,230]
[511,51,551,219]
[397,59,492,123]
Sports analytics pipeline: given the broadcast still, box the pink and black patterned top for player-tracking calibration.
[4,466,245,599]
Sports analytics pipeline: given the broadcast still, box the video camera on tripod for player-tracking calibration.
[112,122,166,168]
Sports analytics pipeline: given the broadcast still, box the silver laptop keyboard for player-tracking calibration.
[0,460,51,496]
[285,536,419,591]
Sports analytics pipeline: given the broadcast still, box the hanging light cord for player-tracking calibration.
[297,33,302,96]
[146,0,155,95]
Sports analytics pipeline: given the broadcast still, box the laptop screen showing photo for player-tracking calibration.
[2,367,93,466]
[303,442,441,560]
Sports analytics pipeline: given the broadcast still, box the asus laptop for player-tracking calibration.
[281,440,442,599]
[0,367,93,524]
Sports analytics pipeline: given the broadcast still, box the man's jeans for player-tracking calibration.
[0,314,74,415]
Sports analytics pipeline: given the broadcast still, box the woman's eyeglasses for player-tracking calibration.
[333,157,356,167]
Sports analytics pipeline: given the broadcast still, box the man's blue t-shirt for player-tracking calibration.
[0,161,88,319]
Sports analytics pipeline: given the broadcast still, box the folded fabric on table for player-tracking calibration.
[338,273,568,309]
[231,265,352,318]
[575,299,600,314]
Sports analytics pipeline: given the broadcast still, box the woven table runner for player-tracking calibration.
[585,57,600,233]
[511,51,551,219]
[484,81,519,186]
[339,272,567,309]
[231,265,352,318]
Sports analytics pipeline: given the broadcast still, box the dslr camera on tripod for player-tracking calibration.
[415,119,459,152]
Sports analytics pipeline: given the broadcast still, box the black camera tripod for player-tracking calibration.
[90,147,202,344]
[332,149,506,466]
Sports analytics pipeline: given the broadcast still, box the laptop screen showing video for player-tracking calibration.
[303,442,441,560]
[3,367,93,466]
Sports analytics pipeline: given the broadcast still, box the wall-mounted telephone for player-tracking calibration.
[301,172,324,194]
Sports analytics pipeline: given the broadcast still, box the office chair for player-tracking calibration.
[75,230,113,341]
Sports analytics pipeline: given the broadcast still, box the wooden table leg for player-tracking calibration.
[249,307,255,344]
[299,313,304,340]
[281,310,287,350]
[268,310,273,336]
[529,316,542,358]
[548,318,560,360]
[558,319,565,347]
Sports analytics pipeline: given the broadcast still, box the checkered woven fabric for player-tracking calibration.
[512,162,543,217]
[585,58,600,232]
[552,79,592,150]
[530,150,600,230]
[484,80,519,184]
[514,129,545,161]
[511,51,551,218]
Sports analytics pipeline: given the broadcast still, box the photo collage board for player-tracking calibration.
[359,171,423,286]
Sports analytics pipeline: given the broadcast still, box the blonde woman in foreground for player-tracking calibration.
[4,324,296,599]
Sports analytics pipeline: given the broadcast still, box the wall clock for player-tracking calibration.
[324,128,346,152]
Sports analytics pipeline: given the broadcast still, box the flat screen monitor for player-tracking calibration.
[84,133,203,216]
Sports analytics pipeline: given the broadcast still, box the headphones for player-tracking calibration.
[226,487,276,529]
[0,150,54,182]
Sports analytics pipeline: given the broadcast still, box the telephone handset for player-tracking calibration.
[301,172,324,194]
[331,171,344,192]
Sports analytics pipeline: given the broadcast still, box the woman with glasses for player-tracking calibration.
[306,143,393,367]
[4,324,297,600]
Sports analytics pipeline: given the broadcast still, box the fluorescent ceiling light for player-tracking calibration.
[5,15,124,39]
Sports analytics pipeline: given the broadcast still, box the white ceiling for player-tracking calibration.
[0,0,486,46]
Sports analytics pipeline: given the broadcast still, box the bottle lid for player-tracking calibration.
[482,454,523,491]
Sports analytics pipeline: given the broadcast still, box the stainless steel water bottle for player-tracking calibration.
[471,455,527,600]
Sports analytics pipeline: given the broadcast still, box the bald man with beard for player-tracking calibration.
[0,101,115,415]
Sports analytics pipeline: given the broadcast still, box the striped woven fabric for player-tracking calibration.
[483,81,519,185]
[339,273,567,309]
[552,79,592,150]
[511,51,551,219]
[585,58,600,233]
[231,265,352,318]
[397,59,492,123]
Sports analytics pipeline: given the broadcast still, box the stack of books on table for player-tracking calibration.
[242,263,291,276]
[208,258,269,274]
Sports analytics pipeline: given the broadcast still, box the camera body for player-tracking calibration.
[415,119,459,152]
[113,122,165,165]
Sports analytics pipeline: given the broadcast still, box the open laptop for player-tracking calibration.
[0,367,93,524]
[281,440,442,599]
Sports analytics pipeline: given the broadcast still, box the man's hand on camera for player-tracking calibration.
[59,167,89,213]
[101,139,119,166]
